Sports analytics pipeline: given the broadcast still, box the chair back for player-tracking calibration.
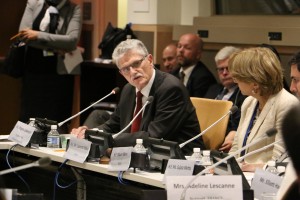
[190,97,233,150]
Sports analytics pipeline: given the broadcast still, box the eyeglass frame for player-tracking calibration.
[216,66,229,73]
[119,55,148,75]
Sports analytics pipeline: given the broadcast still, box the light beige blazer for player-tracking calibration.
[229,89,299,164]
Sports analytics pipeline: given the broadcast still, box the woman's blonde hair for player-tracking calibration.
[228,47,283,96]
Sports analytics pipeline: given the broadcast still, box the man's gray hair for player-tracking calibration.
[112,39,149,67]
[215,46,241,63]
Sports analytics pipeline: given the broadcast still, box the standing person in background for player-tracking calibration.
[288,51,300,98]
[205,46,247,152]
[162,43,179,73]
[17,0,82,132]
[228,47,299,172]
[172,33,217,97]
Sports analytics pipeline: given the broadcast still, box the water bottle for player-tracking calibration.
[28,118,36,127]
[190,148,202,165]
[277,166,286,176]
[133,139,147,154]
[266,160,278,175]
[202,150,212,166]
[47,125,60,148]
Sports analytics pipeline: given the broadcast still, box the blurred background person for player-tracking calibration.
[288,51,300,98]
[205,46,247,152]
[277,105,300,200]
[17,0,82,132]
[228,47,299,172]
[172,33,217,97]
[161,43,179,73]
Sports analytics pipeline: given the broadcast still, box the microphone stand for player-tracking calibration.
[179,106,238,148]
[58,87,119,127]
[0,157,51,175]
[236,139,282,162]
[113,96,153,139]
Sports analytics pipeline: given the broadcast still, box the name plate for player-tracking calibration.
[8,121,35,147]
[251,168,283,199]
[166,175,243,200]
[163,159,194,183]
[64,137,91,163]
[108,147,133,171]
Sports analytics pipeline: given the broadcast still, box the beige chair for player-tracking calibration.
[190,97,233,150]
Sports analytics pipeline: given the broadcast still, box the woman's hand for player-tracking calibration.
[219,131,236,152]
[19,28,38,42]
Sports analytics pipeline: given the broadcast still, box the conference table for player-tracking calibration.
[0,140,254,200]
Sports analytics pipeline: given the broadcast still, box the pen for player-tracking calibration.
[10,32,21,40]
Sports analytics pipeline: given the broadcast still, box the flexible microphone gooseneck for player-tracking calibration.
[179,105,238,148]
[112,96,154,139]
[58,87,120,127]
[236,139,282,162]
[0,157,52,175]
[180,128,277,200]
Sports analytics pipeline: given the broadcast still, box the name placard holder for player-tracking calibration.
[251,168,283,199]
[64,137,91,163]
[8,121,35,147]
[108,147,133,171]
[166,175,243,200]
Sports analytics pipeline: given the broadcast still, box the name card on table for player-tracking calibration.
[251,168,283,199]
[108,147,133,171]
[163,159,194,183]
[64,137,91,163]
[8,121,35,147]
[166,175,243,200]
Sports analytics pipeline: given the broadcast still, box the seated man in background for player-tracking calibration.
[72,39,204,155]
[204,46,247,152]
[288,51,300,99]
[161,43,179,73]
[172,33,217,97]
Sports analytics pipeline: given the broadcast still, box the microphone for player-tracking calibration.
[112,96,154,139]
[179,105,238,148]
[180,128,277,200]
[58,87,120,127]
[0,157,52,175]
[236,139,282,162]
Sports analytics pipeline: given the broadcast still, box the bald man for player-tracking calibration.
[172,33,217,97]
[162,43,179,73]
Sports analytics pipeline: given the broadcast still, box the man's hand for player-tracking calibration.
[71,126,88,139]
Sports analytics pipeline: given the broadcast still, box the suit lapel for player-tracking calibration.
[247,95,276,143]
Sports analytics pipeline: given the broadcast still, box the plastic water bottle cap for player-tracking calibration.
[51,125,57,130]
[136,139,143,144]
[193,148,200,153]
[267,160,276,167]
[277,166,286,173]
[202,150,210,156]
[29,118,35,121]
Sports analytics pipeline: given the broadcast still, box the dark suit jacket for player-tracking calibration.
[100,69,204,155]
[204,83,247,134]
[172,61,217,97]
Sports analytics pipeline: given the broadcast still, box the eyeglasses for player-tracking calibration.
[291,76,300,84]
[119,56,147,75]
[216,67,229,73]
